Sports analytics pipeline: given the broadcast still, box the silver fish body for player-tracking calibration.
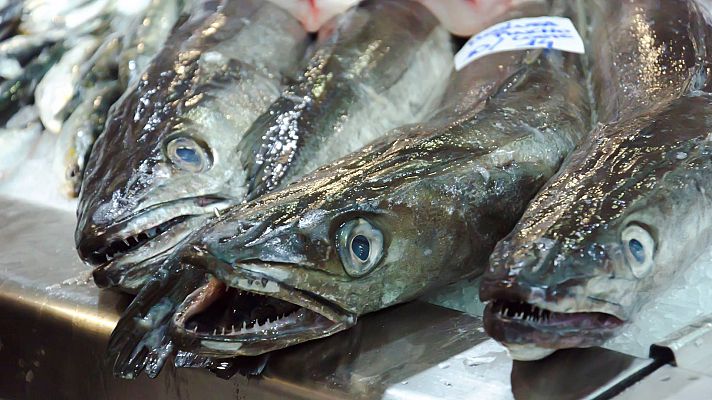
[75,0,309,292]
[480,0,712,361]
[239,0,453,199]
[105,1,593,378]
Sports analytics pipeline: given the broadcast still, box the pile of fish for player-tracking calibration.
[0,0,186,197]
[4,0,712,380]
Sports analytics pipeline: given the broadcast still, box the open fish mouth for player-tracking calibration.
[77,196,233,287]
[171,275,355,356]
[483,298,624,360]
[85,216,189,265]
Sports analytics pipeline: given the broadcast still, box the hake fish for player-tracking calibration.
[239,0,453,200]
[75,0,309,292]
[480,0,712,361]
[106,0,593,378]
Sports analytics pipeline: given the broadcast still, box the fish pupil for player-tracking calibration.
[628,238,645,263]
[176,146,199,164]
[351,235,370,261]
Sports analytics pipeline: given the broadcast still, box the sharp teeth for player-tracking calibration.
[242,321,247,330]
[123,239,130,246]
[231,325,236,334]
[213,329,217,335]
[105,254,112,261]
[221,327,225,335]
[193,327,198,333]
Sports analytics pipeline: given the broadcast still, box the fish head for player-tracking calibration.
[480,100,711,360]
[165,138,479,356]
[480,212,650,360]
[75,37,249,291]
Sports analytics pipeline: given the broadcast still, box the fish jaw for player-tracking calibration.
[481,297,624,361]
[169,257,356,357]
[479,236,634,360]
[76,196,235,291]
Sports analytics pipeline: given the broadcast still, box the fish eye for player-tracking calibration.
[166,137,210,172]
[621,224,655,278]
[337,218,384,277]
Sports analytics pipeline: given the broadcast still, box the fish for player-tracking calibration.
[53,32,125,198]
[480,0,712,361]
[0,41,65,122]
[54,82,121,197]
[75,0,310,292]
[239,0,453,200]
[34,36,100,133]
[0,1,22,41]
[118,0,184,86]
[105,0,593,378]
[52,0,179,197]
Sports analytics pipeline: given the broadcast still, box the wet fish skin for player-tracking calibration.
[105,1,589,370]
[173,46,588,356]
[480,0,712,360]
[75,0,309,293]
[0,34,61,81]
[240,0,453,200]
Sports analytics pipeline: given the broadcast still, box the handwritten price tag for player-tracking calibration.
[454,16,585,70]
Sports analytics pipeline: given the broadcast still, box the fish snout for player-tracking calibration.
[76,230,104,265]
[481,238,563,302]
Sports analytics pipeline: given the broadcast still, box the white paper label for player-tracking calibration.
[454,16,585,71]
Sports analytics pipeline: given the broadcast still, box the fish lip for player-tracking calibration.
[77,196,234,271]
[482,298,624,351]
[170,264,355,357]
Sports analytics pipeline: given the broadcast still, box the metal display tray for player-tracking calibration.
[0,196,709,399]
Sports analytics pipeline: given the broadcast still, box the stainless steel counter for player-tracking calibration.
[0,197,706,399]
